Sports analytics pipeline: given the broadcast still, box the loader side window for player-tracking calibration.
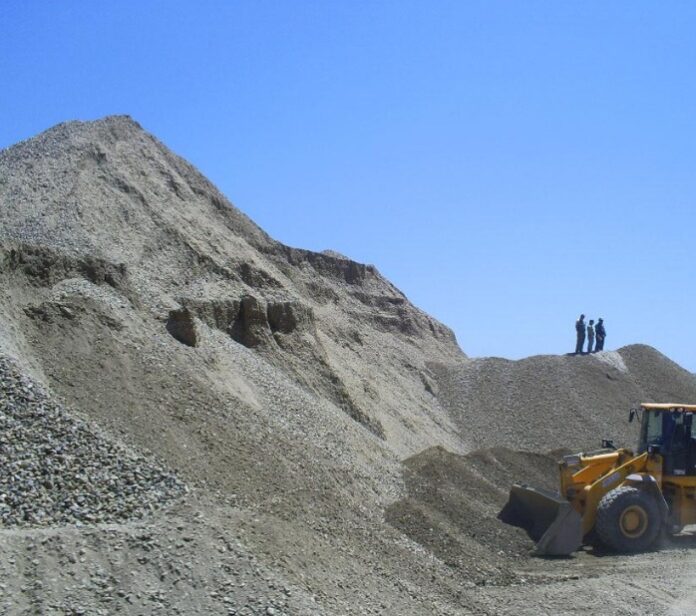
[639,410,664,453]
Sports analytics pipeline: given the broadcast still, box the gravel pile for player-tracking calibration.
[431,345,696,453]
[386,445,562,585]
[0,354,185,527]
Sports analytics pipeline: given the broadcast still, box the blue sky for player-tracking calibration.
[2,1,695,371]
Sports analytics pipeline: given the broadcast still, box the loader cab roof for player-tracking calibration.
[640,403,696,412]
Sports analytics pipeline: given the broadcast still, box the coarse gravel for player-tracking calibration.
[0,354,185,527]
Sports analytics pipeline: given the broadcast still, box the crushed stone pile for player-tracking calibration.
[431,345,696,453]
[387,446,564,585]
[0,354,185,527]
[0,114,464,458]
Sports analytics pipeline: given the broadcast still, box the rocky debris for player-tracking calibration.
[24,300,80,325]
[166,308,198,347]
[0,114,465,458]
[267,301,313,336]
[174,296,384,440]
[179,297,241,334]
[271,245,375,286]
[229,296,274,348]
[228,296,313,346]
[237,261,282,289]
[3,241,128,290]
[0,115,271,256]
[0,354,185,527]
[178,297,314,346]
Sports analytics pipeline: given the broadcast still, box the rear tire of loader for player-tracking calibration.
[596,486,661,553]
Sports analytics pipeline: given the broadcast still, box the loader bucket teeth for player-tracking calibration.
[498,483,582,556]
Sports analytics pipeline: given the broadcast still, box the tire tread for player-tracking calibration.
[596,485,661,553]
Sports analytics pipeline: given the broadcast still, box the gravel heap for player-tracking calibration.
[432,345,696,453]
[386,445,562,585]
[0,354,185,527]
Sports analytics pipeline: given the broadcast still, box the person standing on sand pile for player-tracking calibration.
[587,319,595,354]
[575,314,586,354]
[595,318,606,352]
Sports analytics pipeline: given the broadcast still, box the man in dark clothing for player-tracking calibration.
[575,314,586,354]
[595,318,606,352]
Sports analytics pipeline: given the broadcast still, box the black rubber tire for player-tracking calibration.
[596,486,662,553]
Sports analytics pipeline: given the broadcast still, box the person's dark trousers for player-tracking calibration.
[587,337,594,353]
[576,334,585,354]
[596,337,604,351]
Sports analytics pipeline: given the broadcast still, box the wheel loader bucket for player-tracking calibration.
[498,483,582,556]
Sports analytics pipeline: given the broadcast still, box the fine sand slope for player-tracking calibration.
[2,116,696,615]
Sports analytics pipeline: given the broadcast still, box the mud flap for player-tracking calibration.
[498,483,583,556]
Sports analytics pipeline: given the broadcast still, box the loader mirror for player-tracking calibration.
[629,409,637,423]
[601,439,616,450]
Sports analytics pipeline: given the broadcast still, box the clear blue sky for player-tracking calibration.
[2,1,695,371]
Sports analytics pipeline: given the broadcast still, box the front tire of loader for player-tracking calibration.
[596,486,661,553]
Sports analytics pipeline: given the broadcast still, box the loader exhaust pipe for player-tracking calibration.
[498,484,582,556]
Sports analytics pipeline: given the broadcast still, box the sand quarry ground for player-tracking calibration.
[1,116,696,615]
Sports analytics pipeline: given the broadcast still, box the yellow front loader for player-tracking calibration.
[499,403,696,555]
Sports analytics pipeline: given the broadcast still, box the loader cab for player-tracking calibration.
[637,404,696,476]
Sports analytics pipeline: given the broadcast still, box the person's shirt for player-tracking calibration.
[576,319,585,333]
[596,323,605,337]
[587,324,595,337]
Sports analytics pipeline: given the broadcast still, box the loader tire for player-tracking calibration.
[596,486,661,553]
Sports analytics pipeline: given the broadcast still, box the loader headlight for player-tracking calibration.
[563,454,581,468]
